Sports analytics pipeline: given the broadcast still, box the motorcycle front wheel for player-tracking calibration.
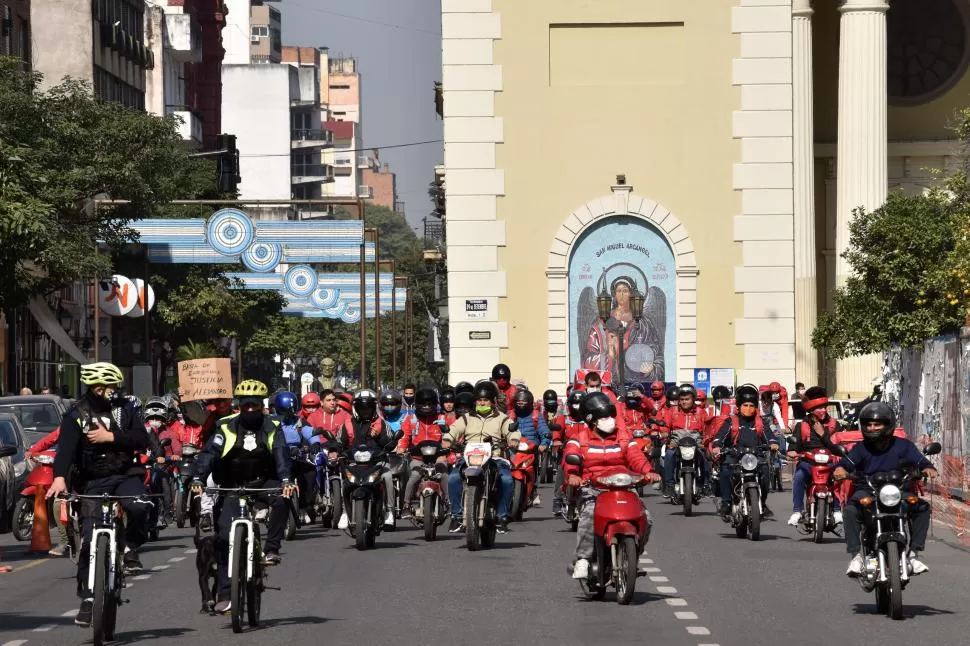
[12,496,33,541]
[354,498,370,551]
[174,486,186,528]
[813,498,827,544]
[615,536,638,605]
[747,487,761,541]
[886,543,903,620]
[329,479,343,529]
[423,494,437,542]
[511,479,525,522]
[681,472,694,517]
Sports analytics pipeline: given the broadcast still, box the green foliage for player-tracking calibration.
[176,339,219,362]
[812,191,963,358]
[0,58,217,310]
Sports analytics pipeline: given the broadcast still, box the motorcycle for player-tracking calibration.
[565,455,650,605]
[406,440,450,541]
[314,441,344,529]
[146,438,174,541]
[387,452,408,522]
[668,433,703,517]
[286,445,318,539]
[768,445,785,492]
[13,451,56,542]
[342,433,401,550]
[540,423,562,484]
[562,482,580,532]
[173,443,202,529]
[850,442,941,620]
[462,441,505,551]
[724,446,768,541]
[793,446,842,543]
[510,438,540,521]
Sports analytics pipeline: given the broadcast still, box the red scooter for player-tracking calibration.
[13,451,56,541]
[794,447,842,543]
[565,456,650,605]
[510,438,539,521]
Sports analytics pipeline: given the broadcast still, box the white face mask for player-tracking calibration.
[596,417,617,434]
[148,419,162,429]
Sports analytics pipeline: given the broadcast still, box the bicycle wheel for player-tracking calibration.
[230,525,247,633]
[247,524,262,627]
[92,534,111,646]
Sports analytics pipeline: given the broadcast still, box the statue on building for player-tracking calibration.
[318,357,337,390]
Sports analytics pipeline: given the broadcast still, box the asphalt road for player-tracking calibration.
[1,484,968,646]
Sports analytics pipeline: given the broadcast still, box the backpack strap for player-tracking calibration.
[730,416,765,444]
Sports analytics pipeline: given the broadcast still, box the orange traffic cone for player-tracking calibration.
[28,483,52,554]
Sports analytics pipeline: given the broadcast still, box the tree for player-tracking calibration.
[176,339,219,362]
[0,58,217,311]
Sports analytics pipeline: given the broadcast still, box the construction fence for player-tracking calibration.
[884,329,970,549]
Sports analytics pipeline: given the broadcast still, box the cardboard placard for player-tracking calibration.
[178,358,232,402]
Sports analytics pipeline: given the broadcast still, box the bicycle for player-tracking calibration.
[60,492,161,646]
[204,486,298,633]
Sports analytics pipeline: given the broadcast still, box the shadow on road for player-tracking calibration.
[258,614,334,628]
[0,612,75,631]
[717,533,790,541]
[851,603,955,619]
[342,541,415,549]
[459,541,542,550]
[112,626,197,643]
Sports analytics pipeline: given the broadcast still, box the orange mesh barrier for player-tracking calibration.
[927,452,970,548]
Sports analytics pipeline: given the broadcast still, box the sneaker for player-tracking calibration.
[400,507,412,519]
[262,551,281,565]
[718,503,732,523]
[337,512,349,530]
[530,495,541,508]
[762,505,774,518]
[552,500,564,516]
[846,553,864,577]
[908,551,928,575]
[75,599,94,626]
[48,545,67,557]
[832,510,843,524]
[571,558,590,579]
[383,510,395,526]
[788,512,802,526]
[199,513,213,533]
[255,508,268,521]
[448,517,464,533]
[214,599,231,614]
[497,516,510,534]
[123,548,142,572]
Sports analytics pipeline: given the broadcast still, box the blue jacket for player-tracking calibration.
[382,411,414,435]
[276,416,304,446]
[514,412,551,448]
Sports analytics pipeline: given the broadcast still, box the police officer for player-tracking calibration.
[192,380,295,614]
[47,363,152,626]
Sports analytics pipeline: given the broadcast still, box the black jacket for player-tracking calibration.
[349,419,396,453]
[54,393,149,480]
[713,415,777,450]
[194,414,292,486]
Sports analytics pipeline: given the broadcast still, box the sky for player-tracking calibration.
[282,0,444,234]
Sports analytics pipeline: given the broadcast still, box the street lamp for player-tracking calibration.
[596,287,645,398]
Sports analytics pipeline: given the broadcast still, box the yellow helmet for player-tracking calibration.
[80,362,124,387]
[234,379,268,398]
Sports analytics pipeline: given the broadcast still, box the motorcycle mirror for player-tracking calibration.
[831,444,848,457]
[508,421,519,433]
[0,445,16,458]
[923,441,942,456]
[564,454,583,467]
[160,438,172,447]
[784,435,795,445]
[549,423,562,431]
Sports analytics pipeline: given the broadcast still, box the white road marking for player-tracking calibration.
[649,576,669,582]
[639,557,654,563]
[168,556,186,562]
[60,609,78,617]
[151,564,170,571]
[675,611,698,620]
[133,574,152,580]
[31,625,55,632]
[656,586,678,593]
[3,640,30,646]
[642,567,661,572]
[184,548,198,554]
[666,598,688,606]
[687,627,711,635]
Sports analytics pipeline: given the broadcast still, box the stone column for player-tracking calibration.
[792,0,819,386]
[835,0,889,394]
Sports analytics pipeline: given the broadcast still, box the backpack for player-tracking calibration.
[729,415,765,445]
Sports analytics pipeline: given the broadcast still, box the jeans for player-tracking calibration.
[448,458,514,519]
[77,475,150,598]
[792,461,841,514]
[403,459,450,506]
[214,479,286,597]
[718,459,770,508]
[842,489,931,555]
[663,449,708,486]
[575,486,652,560]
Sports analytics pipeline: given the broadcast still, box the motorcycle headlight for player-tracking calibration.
[596,473,637,488]
[878,484,902,507]
[353,450,372,463]
[14,461,27,478]
[368,471,382,483]
[420,445,438,457]
[679,446,696,461]
[740,453,759,471]
[813,453,830,464]
[35,454,55,465]
[633,430,646,438]
[344,471,356,484]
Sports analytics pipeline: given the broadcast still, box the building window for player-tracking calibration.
[888,0,970,105]
[18,17,28,61]
[270,27,281,53]
[330,84,351,90]
[251,25,269,37]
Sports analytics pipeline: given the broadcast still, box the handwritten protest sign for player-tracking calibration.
[178,358,232,402]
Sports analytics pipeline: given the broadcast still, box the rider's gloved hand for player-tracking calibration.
[281,480,297,498]
[190,479,203,494]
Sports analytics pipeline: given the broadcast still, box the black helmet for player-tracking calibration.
[624,392,642,409]
[455,391,476,415]
[414,388,438,417]
[859,402,895,442]
[440,389,456,404]
[513,389,534,413]
[735,384,760,407]
[581,391,616,423]
[491,363,511,381]
[676,384,697,399]
[380,390,402,417]
[665,386,678,403]
[567,391,585,419]
[711,385,731,402]
[352,389,379,422]
[474,380,498,402]
[542,389,558,412]
[455,381,475,395]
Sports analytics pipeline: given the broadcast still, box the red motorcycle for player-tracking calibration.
[510,438,539,521]
[13,451,56,542]
[566,458,650,605]
[795,448,842,543]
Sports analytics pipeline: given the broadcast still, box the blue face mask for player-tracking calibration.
[383,406,399,418]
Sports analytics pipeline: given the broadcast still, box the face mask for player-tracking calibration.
[383,407,399,417]
[102,387,116,401]
[587,386,600,393]
[772,393,780,402]
[596,417,617,434]
[403,396,415,405]
[147,419,162,429]
[475,404,492,415]
[240,410,263,428]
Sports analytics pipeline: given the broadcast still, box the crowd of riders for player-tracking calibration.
[26,360,938,623]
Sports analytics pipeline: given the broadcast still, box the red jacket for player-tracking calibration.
[664,407,708,433]
[563,428,653,481]
[305,409,355,445]
[28,427,60,453]
[624,407,649,431]
[399,416,447,451]
[439,412,457,426]
[546,413,567,443]
[563,418,586,443]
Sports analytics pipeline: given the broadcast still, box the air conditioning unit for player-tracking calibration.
[251,35,260,43]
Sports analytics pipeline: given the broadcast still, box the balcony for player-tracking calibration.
[291,129,333,150]
[171,109,203,147]
[424,217,445,262]
[358,155,373,169]
[164,13,202,63]
[358,185,374,199]
[292,164,334,185]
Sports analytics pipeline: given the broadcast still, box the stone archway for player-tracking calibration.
[545,182,699,391]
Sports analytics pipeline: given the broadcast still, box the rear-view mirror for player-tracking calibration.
[923,441,942,456]
[564,454,582,467]
[0,445,16,458]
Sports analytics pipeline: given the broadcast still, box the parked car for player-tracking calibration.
[0,395,66,435]
[0,412,32,533]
